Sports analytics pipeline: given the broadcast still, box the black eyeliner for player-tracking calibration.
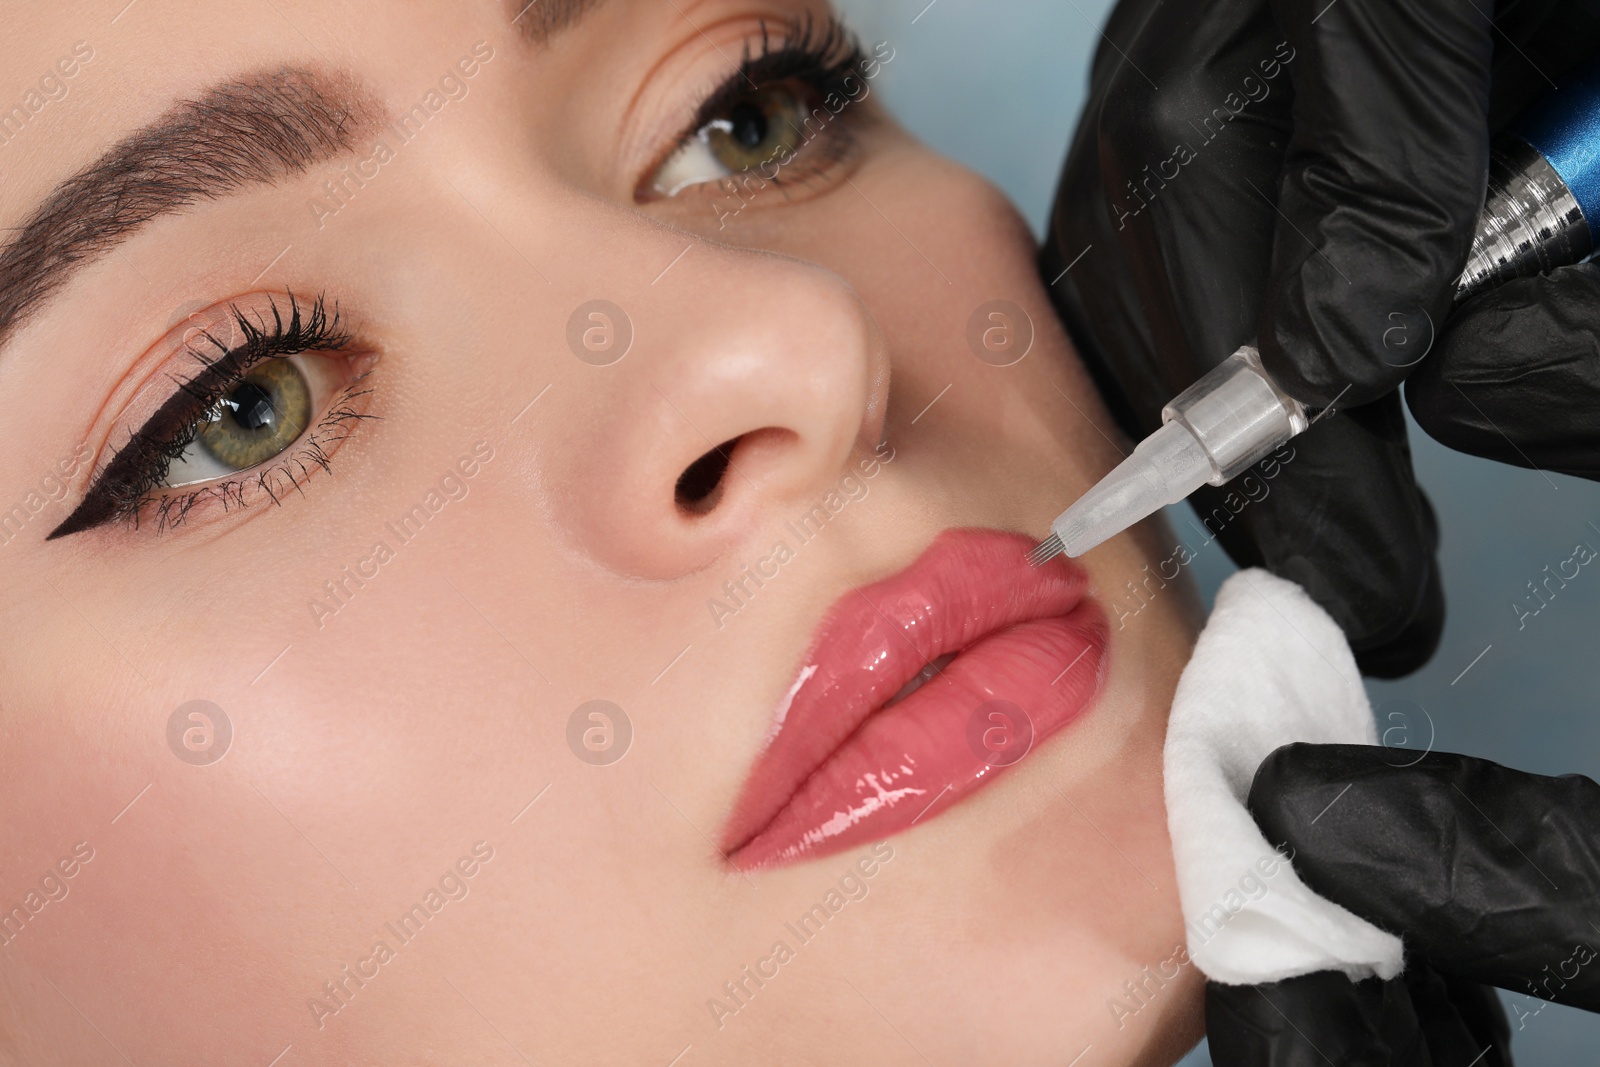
[48,292,350,540]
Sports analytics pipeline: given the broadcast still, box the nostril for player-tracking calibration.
[676,438,739,515]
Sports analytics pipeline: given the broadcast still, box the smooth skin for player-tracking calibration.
[0,1,1204,1063]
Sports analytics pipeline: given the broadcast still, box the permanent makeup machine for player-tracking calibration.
[1032,58,1600,564]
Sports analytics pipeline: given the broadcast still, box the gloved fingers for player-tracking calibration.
[1407,263,1600,480]
[1204,965,1514,1066]
[1257,0,1496,407]
[1348,528,1443,679]
[1051,0,1452,671]
[1039,157,1158,446]
[1051,0,1596,420]
[1039,0,1197,442]
[1082,0,1292,408]
[1249,743,1600,1010]
[1485,1,1600,131]
[1204,971,1430,1066]
[1047,0,1453,673]
[1404,966,1514,1067]
[1184,391,1442,676]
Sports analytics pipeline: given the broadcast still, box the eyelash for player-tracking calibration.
[48,21,859,541]
[48,291,375,539]
[646,13,871,199]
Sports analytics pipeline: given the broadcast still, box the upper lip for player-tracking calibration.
[721,528,1092,857]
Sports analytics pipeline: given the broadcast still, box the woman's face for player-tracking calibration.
[0,1,1204,1063]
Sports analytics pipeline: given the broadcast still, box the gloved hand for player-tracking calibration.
[1041,0,1600,675]
[1202,742,1600,1065]
[1408,263,1600,480]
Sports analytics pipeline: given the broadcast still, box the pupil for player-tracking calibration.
[228,381,277,432]
[729,101,768,149]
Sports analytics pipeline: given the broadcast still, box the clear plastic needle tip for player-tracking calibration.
[1026,346,1309,565]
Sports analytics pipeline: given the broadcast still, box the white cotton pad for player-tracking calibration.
[1162,568,1405,985]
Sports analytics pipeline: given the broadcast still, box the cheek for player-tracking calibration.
[778,137,1040,327]
[767,140,1038,379]
[842,146,1124,469]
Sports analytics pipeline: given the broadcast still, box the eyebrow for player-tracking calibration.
[509,0,609,45]
[0,66,383,355]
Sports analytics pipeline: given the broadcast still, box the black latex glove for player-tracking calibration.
[1408,262,1600,480]
[1041,0,1600,676]
[1202,743,1600,1065]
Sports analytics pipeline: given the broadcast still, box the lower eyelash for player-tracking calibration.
[140,381,377,533]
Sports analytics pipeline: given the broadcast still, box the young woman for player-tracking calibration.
[0,1,1205,1062]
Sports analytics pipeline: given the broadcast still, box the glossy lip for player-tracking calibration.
[723,528,1109,870]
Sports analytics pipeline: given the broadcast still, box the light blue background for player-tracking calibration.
[836,0,1600,1061]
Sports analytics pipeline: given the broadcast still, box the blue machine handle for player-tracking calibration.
[1517,58,1600,242]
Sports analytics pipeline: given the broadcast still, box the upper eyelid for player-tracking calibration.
[91,293,339,422]
[620,13,850,173]
[637,19,870,200]
[59,297,282,484]
[122,296,350,458]
[134,295,352,456]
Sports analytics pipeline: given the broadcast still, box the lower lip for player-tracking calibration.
[726,532,1108,870]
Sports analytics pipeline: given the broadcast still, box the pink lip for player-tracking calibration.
[723,528,1109,870]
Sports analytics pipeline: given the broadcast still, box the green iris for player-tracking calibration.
[706,88,808,174]
[196,358,312,471]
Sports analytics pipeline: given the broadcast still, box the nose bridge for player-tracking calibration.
[643,244,883,444]
[544,206,888,580]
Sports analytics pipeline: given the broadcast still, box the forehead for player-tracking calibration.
[0,0,671,339]
[0,0,761,204]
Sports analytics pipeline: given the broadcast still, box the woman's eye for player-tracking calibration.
[164,351,338,488]
[46,290,375,541]
[650,86,810,197]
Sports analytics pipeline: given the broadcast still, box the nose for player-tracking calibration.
[551,233,889,580]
